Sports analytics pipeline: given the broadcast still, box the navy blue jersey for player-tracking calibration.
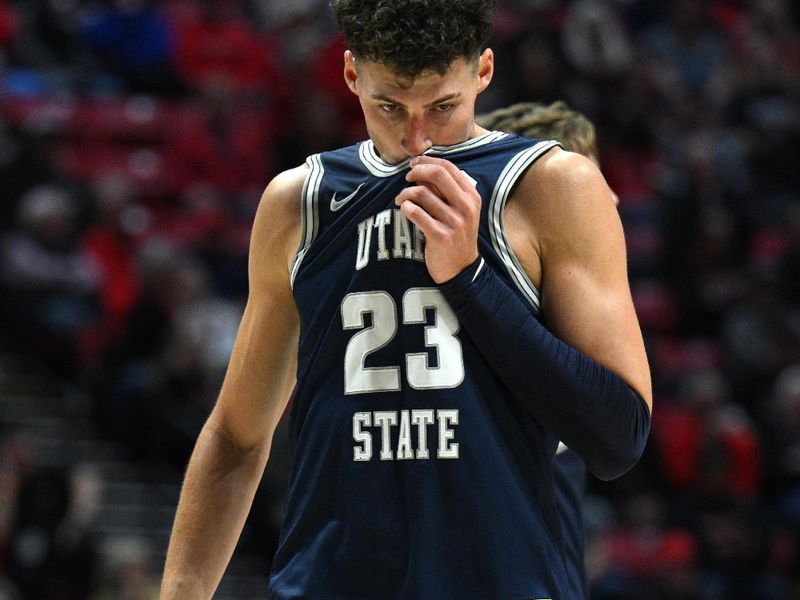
[554,444,588,599]
[269,132,576,599]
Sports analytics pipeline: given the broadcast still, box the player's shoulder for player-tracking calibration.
[251,164,309,274]
[254,163,311,232]
[519,146,615,219]
[260,164,310,213]
[525,146,603,196]
[510,146,620,256]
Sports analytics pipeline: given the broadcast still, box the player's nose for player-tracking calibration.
[402,119,432,157]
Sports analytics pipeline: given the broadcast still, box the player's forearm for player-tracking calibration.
[439,257,651,481]
[160,422,270,599]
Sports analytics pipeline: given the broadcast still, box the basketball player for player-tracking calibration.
[477,100,611,599]
[161,2,652,599]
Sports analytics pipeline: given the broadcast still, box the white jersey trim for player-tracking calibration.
[359,131,510,178]
[488,139,561,313]
[290,153,324,288]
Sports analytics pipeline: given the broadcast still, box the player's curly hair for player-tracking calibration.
[477,101,598,159]
[332,0,497,79]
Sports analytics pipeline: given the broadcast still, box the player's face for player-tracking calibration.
[344,50,494,164]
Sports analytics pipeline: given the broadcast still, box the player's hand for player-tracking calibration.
[395,155,480,283]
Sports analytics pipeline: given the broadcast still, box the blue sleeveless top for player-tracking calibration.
[269,132,577,599]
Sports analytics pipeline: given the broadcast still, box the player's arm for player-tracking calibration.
[160,166,305,599]
[398,151,651,480]
[528,149,651,408]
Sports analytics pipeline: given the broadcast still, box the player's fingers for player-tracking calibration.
[399,199,448,241]
[406,163,465,204]
[409,155,476,193]
[396,185,459,226]
[407,158,480,223]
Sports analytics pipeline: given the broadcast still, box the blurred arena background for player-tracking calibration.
[0,0,798,598]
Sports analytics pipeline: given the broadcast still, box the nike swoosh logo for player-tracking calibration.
[330,183,365,212]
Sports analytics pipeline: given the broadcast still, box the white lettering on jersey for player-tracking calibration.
[396,409,414,460]
[393,209,413,259]
[412,220,425,261]
[352,409,459,462]
[355,216,375,270]
[374,209,392,260]
[411,409,434,459]
[353,411,373,461]
[374,411,399,460]
[354,210,426,270]
[437,409,459,459]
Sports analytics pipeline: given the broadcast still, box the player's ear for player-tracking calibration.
[344,50,359,95]
[476,48,494,94]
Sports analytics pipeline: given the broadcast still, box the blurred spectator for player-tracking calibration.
[1,184,100,376]
[4,448,100,599]
[252,0,331,70]
[694,507,783,599]
[153,253,242,463]
[168,184,249,298]
[722,268,800,407]
[500,28,563,106]
[91,240,188,460]
[164,78,275,197]
[269,33,366,171]
[652,368,760,506]
[765,365,800,517]
[11,0,96,90]
[79,174,148,363]
[673,201,749,336]
[561,0,633,77]
[90,536,159,600]
[639,1,730,93]
[170,0,279,93]
[0,579,21,600]
[0,118,71,233]
[83,175,145,319]
[0,435,32,567]
[0,0,16,56]
[592,492,700,600]
[82,0,182,95]
[780,204,800,304]
[93,241,240,464]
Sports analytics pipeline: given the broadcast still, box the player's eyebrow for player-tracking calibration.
[424,93,461,108]
[371,92,462,109]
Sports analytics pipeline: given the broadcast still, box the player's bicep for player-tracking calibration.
[542,252,649,403]
[536,155,652,407]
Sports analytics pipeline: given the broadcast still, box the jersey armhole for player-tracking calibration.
[486,140,561,314]
[290,154,324,288]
